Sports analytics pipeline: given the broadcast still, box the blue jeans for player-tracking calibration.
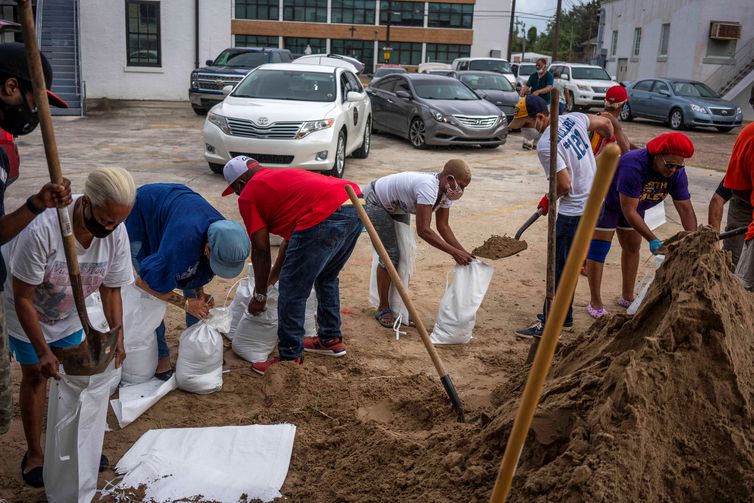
[277,206,362,360]
[542,213,581,325]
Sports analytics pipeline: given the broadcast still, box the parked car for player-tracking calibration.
[425,69,457,77]
[189,47,293,115]
[418,62,451,74]
[511,62,537,92]
[451,57,515,86]
[0,19,21,185]
[551,63,616,111]
[621,78,744,133]
[455,71,519,123]
[366,73,507,149]
[373,65,407,79]
[203,63,371,178]
[293,53,364,74]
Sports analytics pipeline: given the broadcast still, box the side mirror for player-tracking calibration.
[346,91,364,102]
[658,89,670,97]
[205,59,214,66]
[395,90,411,100]
[222,85,234,96]
[560,74,570,81]
[611,75,617,81]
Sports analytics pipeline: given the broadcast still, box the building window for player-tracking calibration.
[283,0,327,23]
[331,39,375,72]
[425,43,470,63]
[235,35,280,48]
[658,23,670,56]
[235,0,279,20]
[331,0,375,25]
[706,38,737,59]
[632,28,641,57]
[427,3,472,29]
[380,40,422,65]
[379,1,424,27]
[126,1,160,67]
[610,30,618,56]
[284,37,327,55]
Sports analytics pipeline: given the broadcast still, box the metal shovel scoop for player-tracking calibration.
[20,0,120,375]
[472,209,544,261]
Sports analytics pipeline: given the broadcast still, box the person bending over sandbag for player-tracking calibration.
[4,168,135,487]
[126,184,250,380]
[585,132,698,318]
[222,156,362,375]
[364,159,473,329]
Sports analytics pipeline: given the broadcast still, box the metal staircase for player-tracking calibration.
[36,0,84,115]
[704,37,754,97]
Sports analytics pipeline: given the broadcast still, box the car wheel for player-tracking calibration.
[329,130,346,178]
[353,117,371,159]
[716,126,734,133]
[619,103,633,121]
[669,108,685,130]
[409,118,426,149]
[566,91,575,113]
[192,106,207,116]
[208,162,224,174]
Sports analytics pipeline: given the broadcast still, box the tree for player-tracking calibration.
[532,0,602,62]
[527,26,538,47]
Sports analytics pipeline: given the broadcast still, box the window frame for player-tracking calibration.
[379,0,425,27]
[331,0,376,25]
[380,40,422,66]
[651,80,670,94]
[125,0,161,67]
[632,27,641,57]
[610,30,618,57]
[235,35,280,48]
[374,76,399,93]
[658,23,670,56]
[633,79,653,91]
[235,0,279,21]
[283,0,327,23]
[426,43,471,64]
[283,37,327,55]
[427,2,473,29]
[345,71,363,93]
[331,39,375,73]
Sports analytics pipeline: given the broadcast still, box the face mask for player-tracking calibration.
[83,199,115,238]
[521,127,541,143]
[0,89,39,136]
[446,177,464,200]
[537,67,545,75]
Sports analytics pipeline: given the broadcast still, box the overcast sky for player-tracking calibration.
[511,0,575,35]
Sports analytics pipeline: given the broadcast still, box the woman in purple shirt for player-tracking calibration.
[585,132,698,318]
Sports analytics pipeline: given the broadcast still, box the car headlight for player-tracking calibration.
[689,103,707,113]
[190,72,199,89]
[430,109,454,123]
[207,112,230,135]
[736,107,742,115]
[577,84,592,92]
[296,119,335,139]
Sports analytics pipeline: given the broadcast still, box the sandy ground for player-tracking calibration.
[0,102,743,502]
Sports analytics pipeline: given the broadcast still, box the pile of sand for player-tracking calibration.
[473,235,528,260]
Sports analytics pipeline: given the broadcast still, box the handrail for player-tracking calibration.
[74,0,83,114]
[34,0,43,47]
[703,37,754,94]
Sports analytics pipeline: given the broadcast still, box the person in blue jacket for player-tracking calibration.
[126,183,250,379]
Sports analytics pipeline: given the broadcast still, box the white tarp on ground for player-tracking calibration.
[110,376,177,429]
[108,424,296,502]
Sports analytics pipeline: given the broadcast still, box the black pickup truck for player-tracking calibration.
[188,47,293,115]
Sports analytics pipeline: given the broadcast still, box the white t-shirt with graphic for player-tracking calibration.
[536,112,597,216]
[374,172,453,215]
[3,195,134,343]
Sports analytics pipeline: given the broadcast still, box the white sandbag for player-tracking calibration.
[208,306,232,335]
[44,362,118,503]
[175,314,225,394]
[121,283,166,384]
[304,289,318,338]
[85,293,122,395]
[430,261,494,345]
[110,376,177,429]
[226,267,254,341]
[627,254,665,315]
[232,284,279,363]
[369,220,416,325]
[644,203,666,231]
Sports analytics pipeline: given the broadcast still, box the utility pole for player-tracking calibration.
[384,0,393,63]
[519,19,526,62]
[506,0,517,61]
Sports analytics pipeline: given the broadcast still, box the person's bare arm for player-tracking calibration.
[707,193,726,231]
[520,85,529,97]
[435,207,469,254]
[13,276,60,379]
[556,169,572,198]
[100,285,126,368]
[533,84,553,96]
[673,199,698,231]
[268,239,288,286]
[0,180,72,245]
[416,205,472,265]
[134,276,210,319]
[248,228,272,314]
[587,114,614,140]
[605,114,630,153]
[620,194,655,242]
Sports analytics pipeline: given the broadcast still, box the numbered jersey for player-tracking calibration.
[536,112,596,216]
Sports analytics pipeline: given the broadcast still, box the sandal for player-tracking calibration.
[154,369,174,381]
[21,452,44,488]
[374,309,396,329]
[587,304,608,319]
[617,296,634,308]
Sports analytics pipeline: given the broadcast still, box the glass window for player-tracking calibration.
[459,73,513,92]
[332,0,376,24]
[671,81,719,98]
[233,69,337,102]
[610,30,618,56]
[633,28,641,57]
[706,38,736,59]
[395,78,411,94]
[634,80,654,91]
[658,23,670,56]
[284,37,326,55]
[571,67,611,80]
[331,39,375,72]
[652,80,669,94]
[413,80,478,100]
[380,1,424,27]
[345,72,363,92]
[468,59,511,74]
[373,76,399,92]
[425,43,470,64]
[126,1,161,67]
[517,63,537,77]
[235,35,279,48]
[427,3,472,29]
[380,41,422,65]
[283,0,327,22]
[213,49,270,68]
[235,0,279,20]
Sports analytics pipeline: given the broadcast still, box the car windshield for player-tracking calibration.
[233,69,336,102]
[413,80,478,100]
[460,73,514,91]
[374,67,406,78]
[468,60,512,74]
[571,67,611,80]
[213,50,269,68]
[518,64,536,76]
[672,81,719,98]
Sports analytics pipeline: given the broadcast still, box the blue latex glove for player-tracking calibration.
[649,238,663,254]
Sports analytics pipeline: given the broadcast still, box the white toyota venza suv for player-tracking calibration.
[203,63,371,178]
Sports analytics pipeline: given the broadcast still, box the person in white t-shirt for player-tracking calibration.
[508,96,614,337]
[4,167,135,487]
[364,159,473,328]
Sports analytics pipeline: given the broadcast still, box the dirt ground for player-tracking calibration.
[0,102,745,502]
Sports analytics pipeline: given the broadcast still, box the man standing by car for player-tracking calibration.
[0,42,71,435]
[518,58,554,149]
[222,156,363,375]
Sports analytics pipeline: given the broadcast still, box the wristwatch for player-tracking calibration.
[253,291,267,302]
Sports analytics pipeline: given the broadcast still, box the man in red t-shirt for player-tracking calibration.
[222,156,363,373]
[723,87,754,290]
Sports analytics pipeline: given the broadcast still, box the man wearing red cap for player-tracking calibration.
[585,132,698,317]
[589,85,634,156]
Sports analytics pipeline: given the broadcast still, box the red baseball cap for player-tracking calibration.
[646,132,694,158]
[605,85,628,105]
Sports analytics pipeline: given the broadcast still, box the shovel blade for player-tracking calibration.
[52,325,121,376]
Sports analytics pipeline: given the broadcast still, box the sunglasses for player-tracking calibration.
[662,156,685,171]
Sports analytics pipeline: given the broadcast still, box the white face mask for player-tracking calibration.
[521,127,541,143]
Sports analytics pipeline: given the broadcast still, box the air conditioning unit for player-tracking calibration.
[709,22,741,40]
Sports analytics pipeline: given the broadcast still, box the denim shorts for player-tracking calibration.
[9,329,85,366]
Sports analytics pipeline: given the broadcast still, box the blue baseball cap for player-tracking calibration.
[510,95,549,129]
[207,220,250,279]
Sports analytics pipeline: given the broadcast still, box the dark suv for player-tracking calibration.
[188,47,293,115]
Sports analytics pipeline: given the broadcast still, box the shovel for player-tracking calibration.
[19,0,119,375]
[719,225,747,241]
[514,208,545,241]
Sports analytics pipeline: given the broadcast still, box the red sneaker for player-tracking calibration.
[303,337,346,357]
[251,356,303,375]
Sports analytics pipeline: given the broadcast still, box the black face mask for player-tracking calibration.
[83,199,115,238]
[0,88,39,136]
